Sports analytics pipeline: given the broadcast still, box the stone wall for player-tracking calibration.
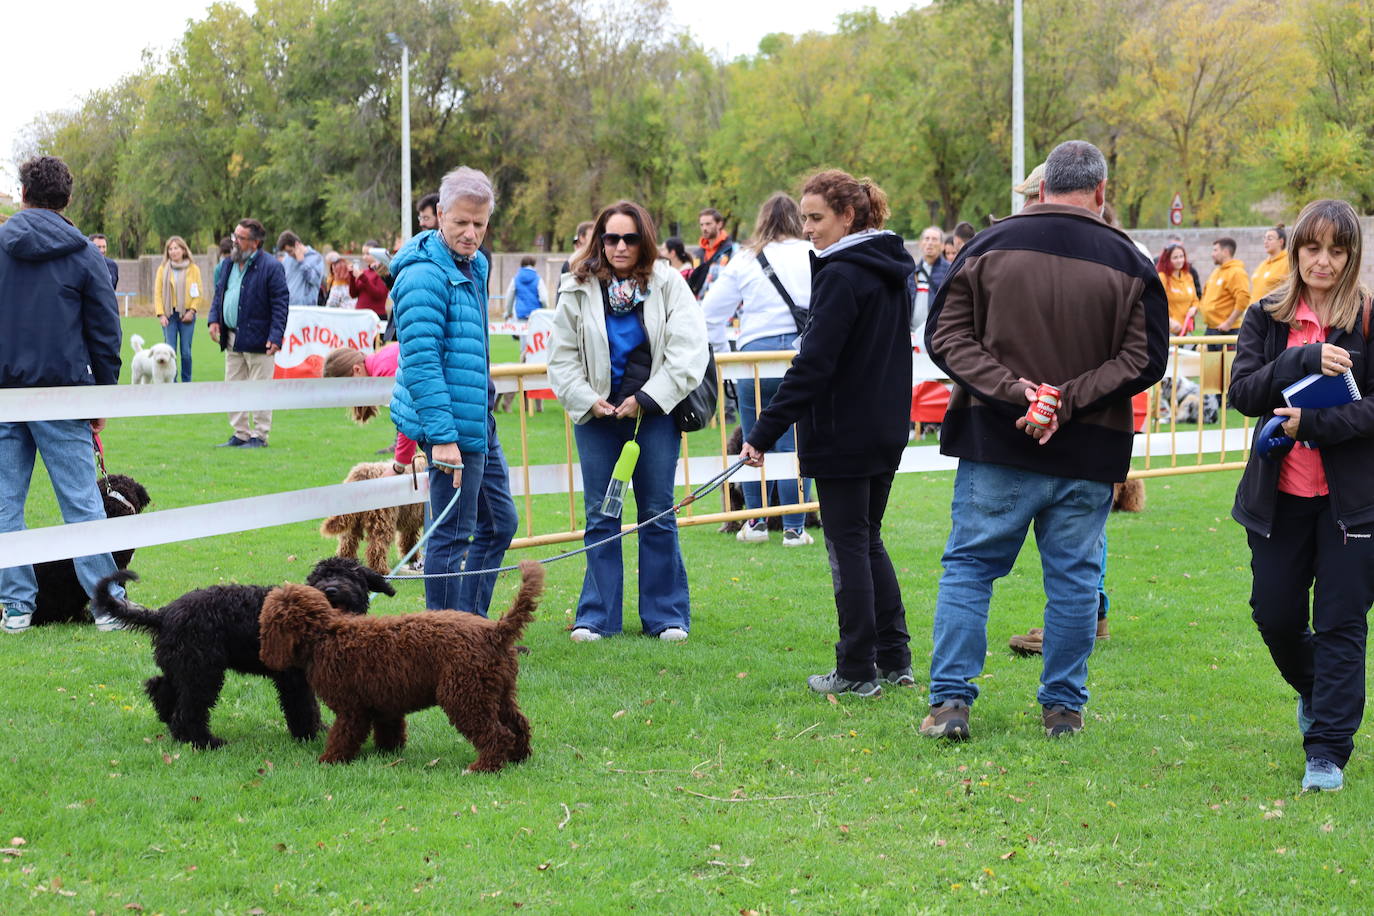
[1127,220,1374,290]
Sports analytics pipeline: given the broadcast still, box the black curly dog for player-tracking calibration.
[92,557,395,749]
[33,474,151,626]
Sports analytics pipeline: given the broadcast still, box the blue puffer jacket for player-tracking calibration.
[0,208,122,388]
[389,230,490,454]
[207,250,290,353]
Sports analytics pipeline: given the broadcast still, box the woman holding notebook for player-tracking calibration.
[1229,198,1374,794]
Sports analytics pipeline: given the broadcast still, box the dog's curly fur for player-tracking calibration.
[33,474,151,626]
[718,427,822,534]
[129,333,178,385]
[1112,478,1146,513]
[91,557,394,749]
[259,561,544,771]
[320,458,426,573]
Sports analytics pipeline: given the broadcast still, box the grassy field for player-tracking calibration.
[2,319,1369,913]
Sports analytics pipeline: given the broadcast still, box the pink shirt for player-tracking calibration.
[360,344,416,466]
[1277,300,1329,498]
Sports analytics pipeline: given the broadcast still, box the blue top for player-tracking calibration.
[0,208,122,388]
[606,310,647,392]
[209,248,289,353]
[388,230,491,454]
[282,246,325,306]
[513,266,543,319]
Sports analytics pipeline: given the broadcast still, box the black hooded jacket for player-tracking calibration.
[0,207,122,388]
[746,231,916,478]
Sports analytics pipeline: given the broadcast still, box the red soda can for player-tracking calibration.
[1035,383,1061,411]
[1026,401,1056,428]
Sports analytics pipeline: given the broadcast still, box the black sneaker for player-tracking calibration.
[806,670,882,698]
[216,435,248,447]
[242,437,267,448]
[878,666,916,687]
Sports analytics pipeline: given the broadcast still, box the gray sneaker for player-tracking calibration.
[92,613,131,632]
[878,666,916,687]
[807,670,882,697]
[2,606,33,634]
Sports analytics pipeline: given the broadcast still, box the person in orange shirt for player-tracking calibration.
[1156,244,1199,334]
[1199,237,1250,340]
[1251,224,1290,302]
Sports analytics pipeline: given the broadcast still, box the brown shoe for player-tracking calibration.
[919,699,971,740]
[1096,618,1110,640]
[1042,705,1083,737]
[1008,627,1043,656]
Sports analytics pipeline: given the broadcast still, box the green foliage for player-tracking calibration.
[17,0,1374,253]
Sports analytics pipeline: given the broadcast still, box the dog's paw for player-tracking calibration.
[193,736,227,750]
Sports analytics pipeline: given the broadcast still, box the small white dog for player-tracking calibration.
[130,333,177,385]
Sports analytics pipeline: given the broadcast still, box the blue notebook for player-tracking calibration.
[1283,370,1362,409]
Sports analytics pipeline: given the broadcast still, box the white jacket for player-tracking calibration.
[700,238,813,350]
[548,260,710,425]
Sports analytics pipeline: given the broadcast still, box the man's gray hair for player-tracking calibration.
[438,166,496,214]
[1042,141,1107,195]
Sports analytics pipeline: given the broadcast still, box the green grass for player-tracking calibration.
[2,319,1370,913]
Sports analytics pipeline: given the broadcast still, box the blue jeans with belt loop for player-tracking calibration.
[421,445,486,613]
[0,420,127,614]
[929,460,1112,710]
[737,333,809,530]
[572,412,689,636]
[452,415,519,617]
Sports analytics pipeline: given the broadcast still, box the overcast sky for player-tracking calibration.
[1,0,917,198]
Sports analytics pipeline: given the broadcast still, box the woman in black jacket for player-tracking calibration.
[741,169,916,697]
[1228,198,1374,793]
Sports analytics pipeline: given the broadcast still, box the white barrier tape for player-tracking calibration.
[0,378,397,422]
[0,475,429,568]
[2,425,1253,566]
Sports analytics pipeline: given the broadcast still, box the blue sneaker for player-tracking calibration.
[1297,696,1314,736]
[1302,757,1343,792]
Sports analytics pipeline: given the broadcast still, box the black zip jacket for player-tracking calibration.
[1229,298,1374,537]
[746,232,915,478]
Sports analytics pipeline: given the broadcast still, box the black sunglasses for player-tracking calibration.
[602,232,642,248]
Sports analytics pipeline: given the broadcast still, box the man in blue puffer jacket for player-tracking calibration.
[391,166,517,614]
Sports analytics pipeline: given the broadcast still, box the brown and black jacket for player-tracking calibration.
[925,202,1169,483]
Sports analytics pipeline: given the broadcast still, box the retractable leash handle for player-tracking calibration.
[1256,415,1295,461]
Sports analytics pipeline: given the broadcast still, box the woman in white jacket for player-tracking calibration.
[702,193,814,545]
[547,200,709,643]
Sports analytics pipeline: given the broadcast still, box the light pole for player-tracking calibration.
[1011,0,1025,214]
[387,32,412,243]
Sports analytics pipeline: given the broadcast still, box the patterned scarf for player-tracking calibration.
[605,276,646,315]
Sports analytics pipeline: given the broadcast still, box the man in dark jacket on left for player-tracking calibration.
[0,156,128,633]
[208,217,289,447]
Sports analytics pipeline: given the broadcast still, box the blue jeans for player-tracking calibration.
[452,416,519,617]
[421,445,487,612]
[162,314,195,382]
[0,420,126,613]
[930,460,1112,710]
[572,412,689,636]
[738,333,809,530]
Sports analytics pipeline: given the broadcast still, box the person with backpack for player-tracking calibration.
[702,192,815,547]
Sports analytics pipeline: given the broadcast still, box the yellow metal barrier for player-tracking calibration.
[491,338,1249,550]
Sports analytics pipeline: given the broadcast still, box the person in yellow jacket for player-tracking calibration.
[153,235,204,383]
[1251,224,1289,302]
[1199,237,1249,339]
[1155,243,1199,334]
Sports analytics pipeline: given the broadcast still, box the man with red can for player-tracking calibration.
[920,140,1168,741]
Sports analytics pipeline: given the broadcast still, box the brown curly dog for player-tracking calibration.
[320,457,426,573]
[259,561,544,772]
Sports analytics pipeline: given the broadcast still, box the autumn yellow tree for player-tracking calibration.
[1104,0,1309,225]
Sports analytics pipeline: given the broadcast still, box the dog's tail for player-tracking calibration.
[92,570,162,632]
[495,561,544,647]
[130,334,145,354]
[320,514,350,536]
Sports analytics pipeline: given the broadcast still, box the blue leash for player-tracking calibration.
[384,457,748,582]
